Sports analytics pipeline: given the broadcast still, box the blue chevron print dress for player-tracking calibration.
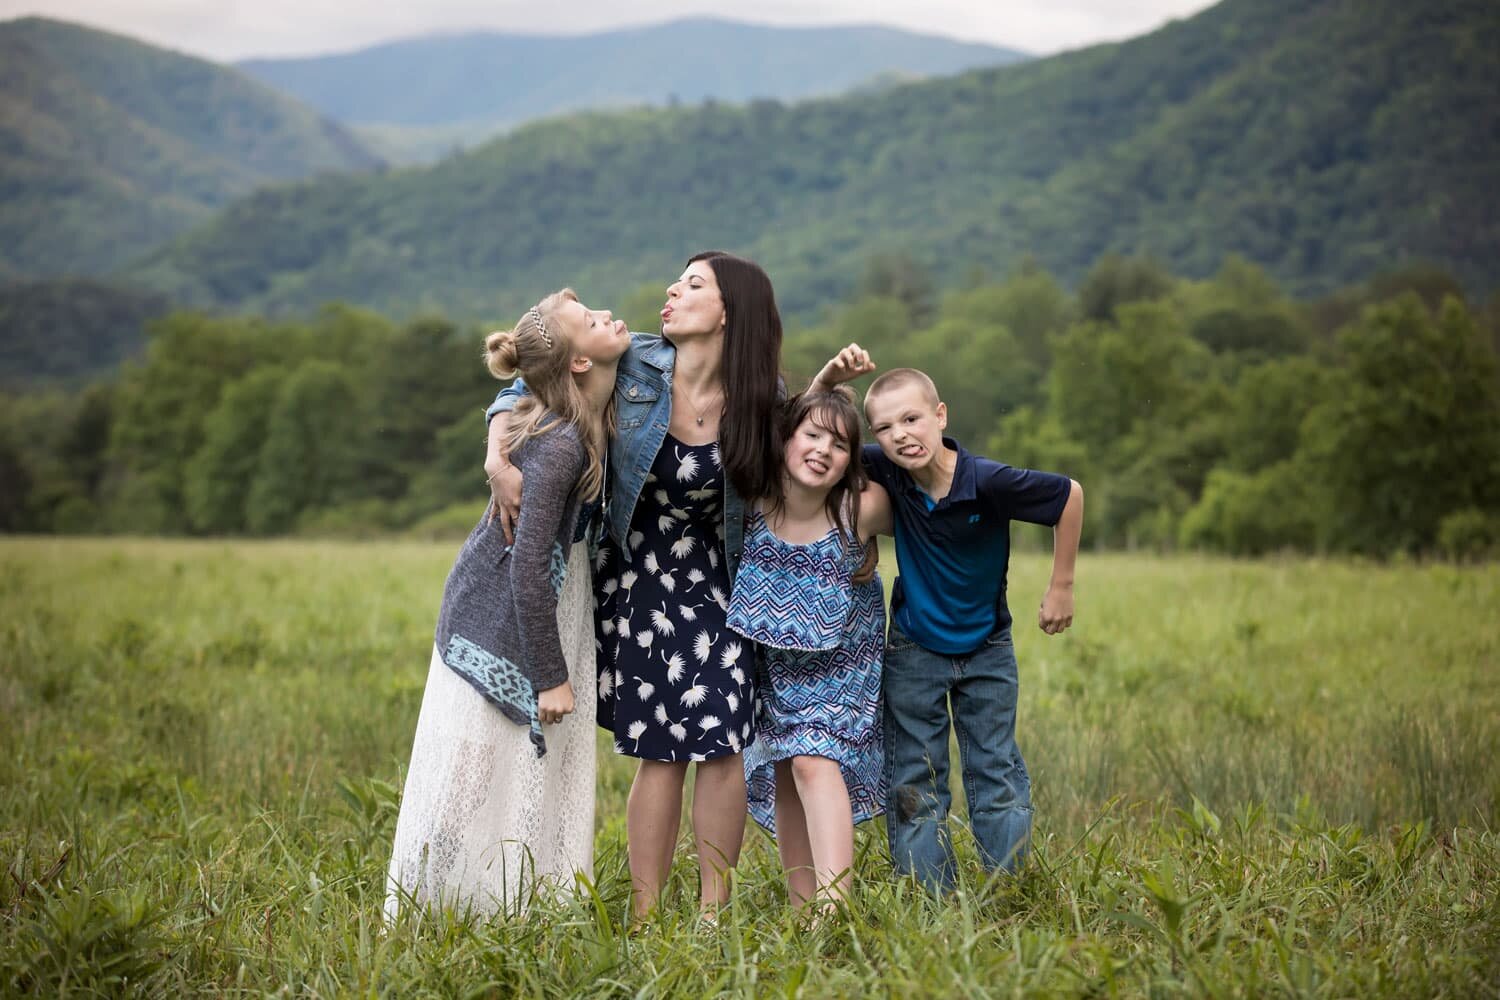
[731,509,886,834]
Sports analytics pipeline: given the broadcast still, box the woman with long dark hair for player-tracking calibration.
[486,251,784,922]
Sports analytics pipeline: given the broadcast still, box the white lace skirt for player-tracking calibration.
[384,541,597,921]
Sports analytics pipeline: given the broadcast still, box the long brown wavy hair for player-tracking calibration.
[686,251,784,502]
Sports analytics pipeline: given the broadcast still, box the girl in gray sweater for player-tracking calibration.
[386,289,627,920]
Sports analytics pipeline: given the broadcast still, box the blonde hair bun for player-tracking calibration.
[485,329,520,379]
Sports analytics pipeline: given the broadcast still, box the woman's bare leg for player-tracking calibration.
[690,753,747,912]
[627,759,688,920]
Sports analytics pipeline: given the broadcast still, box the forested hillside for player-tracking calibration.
[5,0,1497,556]
[5,253,1497,560]
[237,20,1026,163]
[0,17,381,279]
[130,0,1500,320]
[0,280,171,386]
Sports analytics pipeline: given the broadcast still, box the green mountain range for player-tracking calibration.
[129,0,1500,322]
[236,20,1027,163]
[0,17,381,280]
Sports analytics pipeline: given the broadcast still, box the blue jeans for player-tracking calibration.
[882,621,1032,893]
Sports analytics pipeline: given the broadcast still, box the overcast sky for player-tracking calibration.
[1,0,1218,61]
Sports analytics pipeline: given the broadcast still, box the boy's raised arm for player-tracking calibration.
[810,343,876,392]
[1039,479,1083,635]
[858,480,893,540]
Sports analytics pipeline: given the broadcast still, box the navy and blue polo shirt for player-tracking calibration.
[863,438,1072,656]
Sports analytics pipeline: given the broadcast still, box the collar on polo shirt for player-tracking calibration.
[899,437,976,508]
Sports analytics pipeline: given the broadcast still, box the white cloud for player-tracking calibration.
[0,0,1216,62]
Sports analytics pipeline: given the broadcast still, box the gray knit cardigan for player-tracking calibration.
[434,419,587,757]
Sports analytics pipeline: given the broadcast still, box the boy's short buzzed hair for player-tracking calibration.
[864,368,941,418]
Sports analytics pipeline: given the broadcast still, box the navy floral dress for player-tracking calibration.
[595,434,755,762]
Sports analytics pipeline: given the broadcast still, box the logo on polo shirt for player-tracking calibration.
[969,514,981,524]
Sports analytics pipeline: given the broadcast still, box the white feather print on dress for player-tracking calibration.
[635,676,655,701]
[697,715,720,731]
[692,630,716,664]
[681,674,708,707]
[670,534,696,558]
[651,605,675,636]
[663,651,686,684]
[675,446,700,483]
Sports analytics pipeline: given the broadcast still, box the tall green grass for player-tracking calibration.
[2,539,1496,995]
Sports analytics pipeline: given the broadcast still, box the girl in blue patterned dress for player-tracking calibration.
[729,387,893,909]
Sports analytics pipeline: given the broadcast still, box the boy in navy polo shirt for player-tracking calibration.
[857,366,1083,892]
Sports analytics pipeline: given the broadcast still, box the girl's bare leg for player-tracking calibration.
[789,755,854,903]
[773,758,817,907]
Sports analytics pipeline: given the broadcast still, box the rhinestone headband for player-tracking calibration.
[528,307,553,349]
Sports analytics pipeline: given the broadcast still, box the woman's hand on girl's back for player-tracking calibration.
[537,683,575,724]
[487,464,524,544]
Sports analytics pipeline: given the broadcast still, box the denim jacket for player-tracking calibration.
[487,332,747,580]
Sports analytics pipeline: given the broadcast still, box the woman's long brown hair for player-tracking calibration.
[687,250,783,503]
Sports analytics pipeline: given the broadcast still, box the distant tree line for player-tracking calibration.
[3,254,1498,559]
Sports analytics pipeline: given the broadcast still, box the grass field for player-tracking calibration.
[2,538,1497,996]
